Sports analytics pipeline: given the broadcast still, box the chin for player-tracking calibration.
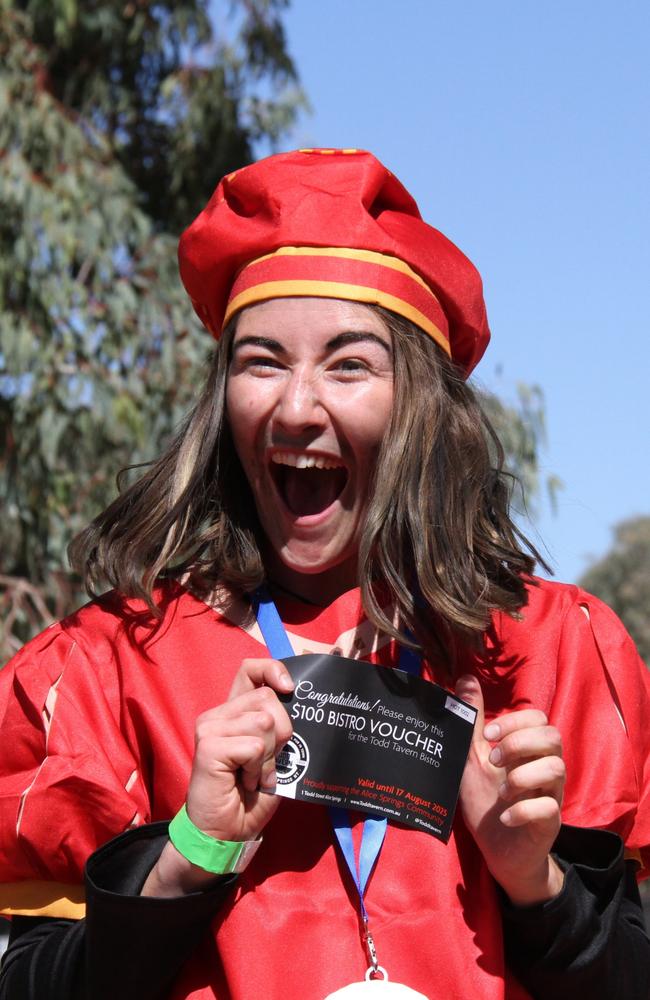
[277,549,348,576]
[265,538,359,592]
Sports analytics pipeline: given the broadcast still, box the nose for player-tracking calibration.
[273,367,326,433]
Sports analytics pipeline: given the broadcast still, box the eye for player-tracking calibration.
[333,357,369,373]
[236,354,284,374]
[248,356,282,368]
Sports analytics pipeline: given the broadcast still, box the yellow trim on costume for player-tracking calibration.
[624,847,643,867]
[1,881,86,919]
[239,245,437,298]
[224,279,451,356]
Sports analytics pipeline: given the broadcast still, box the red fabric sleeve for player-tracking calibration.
[549,588,650,879]
[0,623,151,906]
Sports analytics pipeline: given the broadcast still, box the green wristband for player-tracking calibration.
[168,805,262,874]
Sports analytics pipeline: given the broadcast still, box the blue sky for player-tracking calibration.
[266,0,649,585]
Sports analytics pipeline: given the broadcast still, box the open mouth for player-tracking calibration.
[270,452,348,517]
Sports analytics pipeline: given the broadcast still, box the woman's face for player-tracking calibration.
[226,297,394,592]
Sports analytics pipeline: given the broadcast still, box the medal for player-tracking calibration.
[325,967,429,998]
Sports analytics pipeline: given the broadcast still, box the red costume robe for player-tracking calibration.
[1,577,649,998]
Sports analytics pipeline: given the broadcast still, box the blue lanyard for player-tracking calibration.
[253,588,419,922]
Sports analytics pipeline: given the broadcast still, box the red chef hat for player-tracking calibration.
[178,148,490,377]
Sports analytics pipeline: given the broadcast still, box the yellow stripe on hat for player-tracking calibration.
[0,881,86,919]
[224,279,450,356]
[246,246,438,298]
[298,148,361,155]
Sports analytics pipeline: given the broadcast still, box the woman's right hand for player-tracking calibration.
[142,658,293,897]
[185,658,294,842]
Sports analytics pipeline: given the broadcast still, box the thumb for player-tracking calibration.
[455,674,485,746]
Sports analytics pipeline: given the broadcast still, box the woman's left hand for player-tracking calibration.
[455,674,566,906]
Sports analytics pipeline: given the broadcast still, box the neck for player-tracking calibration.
[264,553,359,606]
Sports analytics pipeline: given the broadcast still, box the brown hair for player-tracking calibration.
[69,305,544,668]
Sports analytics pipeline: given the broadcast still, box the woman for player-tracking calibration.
[0,149,648,999]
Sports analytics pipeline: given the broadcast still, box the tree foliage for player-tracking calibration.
[578,516,650,666]
[0,0,553,664]
[0,0,303,660]
[481,381,561,518]
[17,0,302,233]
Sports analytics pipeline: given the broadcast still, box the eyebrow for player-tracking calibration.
[231,331,392,355]
[326,331,392,354]
[231,336,286,354]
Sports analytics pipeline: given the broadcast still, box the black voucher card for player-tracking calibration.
[273,654,476,842]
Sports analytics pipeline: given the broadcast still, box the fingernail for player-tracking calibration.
[262,770,277,790]
[500,809,512,826]
[276,667,293,689]
[498,781,508,798]
[484,723,500,740]
[489,746,502,765]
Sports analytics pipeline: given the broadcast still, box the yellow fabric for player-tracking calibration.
[224,279,450,356]
[625,847,643,867]
[0,881,86,919]
[242,245,438,297]
[298,148,360,155]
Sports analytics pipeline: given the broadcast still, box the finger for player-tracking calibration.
[197,704,293,789]
[187,734,271,837]
[229,658,294,700]
[483,709,550,742]
[488,725,563,769]
[196,733,269,794]
[500,795,562,831]
[203,687,294,748]
[205,709,287,744]
[203,733,275,795]
[455,674,484,746]
[498,756,566,804]
[203,710,277,786]
[241,737,275,793]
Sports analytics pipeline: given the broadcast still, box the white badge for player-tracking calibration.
[325,968,429,998]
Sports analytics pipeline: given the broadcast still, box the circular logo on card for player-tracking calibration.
[276,732,310,786]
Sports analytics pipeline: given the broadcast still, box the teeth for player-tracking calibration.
[271,452,343,470]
